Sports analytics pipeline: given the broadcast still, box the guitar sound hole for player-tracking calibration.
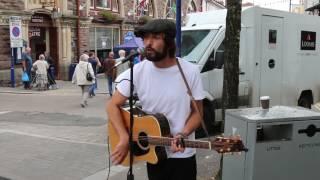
[138,132,149,149]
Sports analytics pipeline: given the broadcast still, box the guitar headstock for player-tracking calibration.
[211,135,248,154]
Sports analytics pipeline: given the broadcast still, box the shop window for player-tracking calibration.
[89,27,120,61]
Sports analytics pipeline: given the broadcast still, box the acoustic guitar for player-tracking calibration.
[108,108,247,166]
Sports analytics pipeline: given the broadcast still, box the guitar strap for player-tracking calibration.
[176,58,211,140]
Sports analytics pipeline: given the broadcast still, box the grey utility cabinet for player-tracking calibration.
[222,106,320,180]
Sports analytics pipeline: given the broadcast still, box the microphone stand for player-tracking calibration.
[127,55,136,180]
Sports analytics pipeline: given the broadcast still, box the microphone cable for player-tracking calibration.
[106,136,111,180]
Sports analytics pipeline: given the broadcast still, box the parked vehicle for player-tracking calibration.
[182,7,320,135]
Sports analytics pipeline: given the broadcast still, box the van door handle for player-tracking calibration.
[239,72,245,75]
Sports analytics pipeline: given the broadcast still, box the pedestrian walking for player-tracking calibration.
[32,54,49,90]
[103,52,116,96]
[21,47,33,89]
[72,54,95,108]
[45,51,57,89]
[115,49,127,77]
[88,51,101,97]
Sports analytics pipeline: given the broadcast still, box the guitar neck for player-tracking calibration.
[146,136,212,150]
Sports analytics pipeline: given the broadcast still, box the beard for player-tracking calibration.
[145,45,168,62]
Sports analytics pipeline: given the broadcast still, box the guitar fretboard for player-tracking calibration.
[141,136,212,150]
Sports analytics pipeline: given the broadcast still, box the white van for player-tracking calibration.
[182,7,320,132]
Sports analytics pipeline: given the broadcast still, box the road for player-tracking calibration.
[0,79,220,180]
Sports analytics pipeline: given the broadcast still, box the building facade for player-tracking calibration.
[0,0,207,85]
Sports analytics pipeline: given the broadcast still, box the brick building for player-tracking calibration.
[0,0,206,85]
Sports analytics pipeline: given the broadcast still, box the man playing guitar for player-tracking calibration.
[106,19,205,180]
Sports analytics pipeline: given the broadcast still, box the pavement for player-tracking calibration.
[0,75,221,180]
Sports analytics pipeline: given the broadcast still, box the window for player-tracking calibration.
[89,27,120,69]
[112,0,119,11]
[182,29,218,64]
[90,0,94,7]
[148,1,154,17]
[91,0,119,11]
[166,0,176,19]
[187,0,197,13]
[136,0,154,17]
[96,0,111,9]
[269,30,277,44]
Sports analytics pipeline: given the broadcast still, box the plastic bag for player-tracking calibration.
[21,72,29,82]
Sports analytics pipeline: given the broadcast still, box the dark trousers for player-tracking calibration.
[23,70,31,89]
[147,155,197,180]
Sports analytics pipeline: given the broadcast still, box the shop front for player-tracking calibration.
[29,13,58,77]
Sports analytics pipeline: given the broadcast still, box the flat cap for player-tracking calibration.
[134,19,176,38]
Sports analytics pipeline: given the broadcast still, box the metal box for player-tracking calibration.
[222,106,320,180]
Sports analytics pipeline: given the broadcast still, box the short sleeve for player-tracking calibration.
[114,69,131,97]
[190,67,205,101]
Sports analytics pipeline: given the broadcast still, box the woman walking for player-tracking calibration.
[32,54,49,90]
[72,54,95,108]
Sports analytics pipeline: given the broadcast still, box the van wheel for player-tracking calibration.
[195,101,215,138]
[298,96,312,109]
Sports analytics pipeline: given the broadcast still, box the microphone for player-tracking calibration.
[114,48,145,67]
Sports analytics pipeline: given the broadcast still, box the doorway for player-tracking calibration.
[29,13,58,77]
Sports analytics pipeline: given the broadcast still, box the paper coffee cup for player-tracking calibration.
[260,96,270,109]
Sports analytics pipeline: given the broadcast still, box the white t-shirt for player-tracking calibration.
[115,58,205,158]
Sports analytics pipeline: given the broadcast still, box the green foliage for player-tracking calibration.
[99,10,117,21]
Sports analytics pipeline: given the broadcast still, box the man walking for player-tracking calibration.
[21,47,33,89]
[103,52,116,96]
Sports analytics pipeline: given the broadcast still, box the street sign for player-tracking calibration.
[9,16,23,48]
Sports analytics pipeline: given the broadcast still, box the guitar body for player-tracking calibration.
[108,108,171,166]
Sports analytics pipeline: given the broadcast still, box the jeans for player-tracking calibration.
[89,72,97,96]
[107,76,113,96]
[89,81,97,96]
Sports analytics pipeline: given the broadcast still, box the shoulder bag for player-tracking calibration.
[86,63,93,81]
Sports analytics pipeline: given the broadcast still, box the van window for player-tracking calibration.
[181,30,210,57]
[201,40,225,72]
[215,40,225,68]
[181,29,218,63]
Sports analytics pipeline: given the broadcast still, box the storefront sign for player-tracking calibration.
[9,16,23,48]
[29,27,41,37]
[31,16,44,23]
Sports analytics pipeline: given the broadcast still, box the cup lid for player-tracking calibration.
[260,96,270,100]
